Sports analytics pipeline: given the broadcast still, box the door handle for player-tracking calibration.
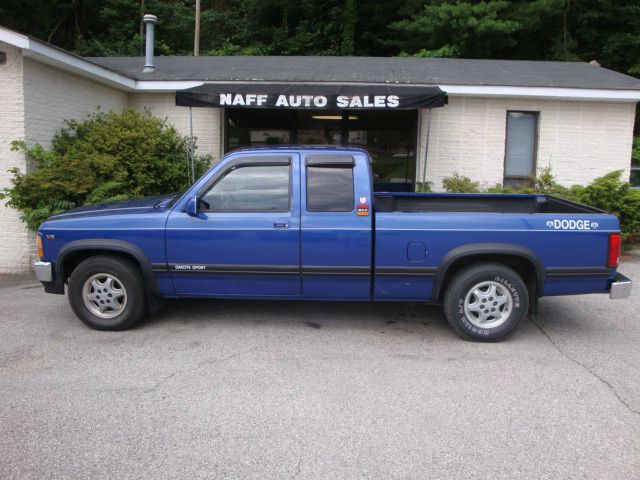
[274,221,289,229]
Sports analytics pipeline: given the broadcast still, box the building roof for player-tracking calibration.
[3,24,640,100]
[87,56,640,91]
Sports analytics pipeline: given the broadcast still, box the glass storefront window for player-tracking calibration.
[226,108,417,191]
[347,110,417,191]
[297,110,343,145]
[227,109,294,150]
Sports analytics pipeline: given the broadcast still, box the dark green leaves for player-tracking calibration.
[1,108,211,231]
[2,1,639,75]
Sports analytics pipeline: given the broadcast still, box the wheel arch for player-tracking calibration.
[57,240,159,298]
[432,243,544,302]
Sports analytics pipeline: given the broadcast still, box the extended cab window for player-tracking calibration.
[200,164,290,212]
[306,155,355,212]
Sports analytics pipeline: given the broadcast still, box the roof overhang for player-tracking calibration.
[3,25,640,101]
[0,26,201,92]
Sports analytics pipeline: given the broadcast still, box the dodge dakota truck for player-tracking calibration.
[34,146,632,341]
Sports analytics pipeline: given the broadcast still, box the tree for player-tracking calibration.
[566,0,640,74]
[389,1,521,58]
[1,0,639,75]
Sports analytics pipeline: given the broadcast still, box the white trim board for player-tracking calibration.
[440,84,640,102]
[1,27,203,92]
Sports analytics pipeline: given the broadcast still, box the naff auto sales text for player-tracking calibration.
[219,93,400,108]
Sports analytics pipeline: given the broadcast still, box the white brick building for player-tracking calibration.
[1,25,639,272]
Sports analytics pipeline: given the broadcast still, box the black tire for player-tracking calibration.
[443,263,529,342]
[67,255,147,331]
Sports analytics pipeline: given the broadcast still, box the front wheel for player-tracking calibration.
[443,263,529,342]
[68,255,146,331]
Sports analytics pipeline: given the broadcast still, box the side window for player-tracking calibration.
[306,165,354,212]
[504,111,539,187]
[200,164,290,212]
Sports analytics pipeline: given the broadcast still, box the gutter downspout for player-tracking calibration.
[188,106,195,184]
[421,108,432,192]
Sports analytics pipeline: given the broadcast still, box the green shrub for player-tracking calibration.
[442,173,481,193]
[573,170,640,243]
[485,184,508,193]
[416,181,433,192]
[1,108,211,231]
[529,166,579,200]
[533,165,558,193]
[525,169,640,242]
[632,136,640,166]
[441,167,640,244]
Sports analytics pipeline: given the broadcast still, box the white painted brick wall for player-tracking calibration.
[0,52,128,272]
[0,43,29,273]
[23,59,127,155]
[127,93,221,162]
[19,59,128,271]
[20,60,128,269]
[419,96,636,191]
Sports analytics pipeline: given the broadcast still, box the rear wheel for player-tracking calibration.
[68,255,146,331]
[443,263,529,342]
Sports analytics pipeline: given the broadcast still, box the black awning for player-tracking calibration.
[176,83,447,109]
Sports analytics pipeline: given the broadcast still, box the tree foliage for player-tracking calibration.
[0,109,210,231]
[390,1,522,59]
[1,1,639,74]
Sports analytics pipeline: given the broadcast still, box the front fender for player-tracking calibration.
[57,239,159,296]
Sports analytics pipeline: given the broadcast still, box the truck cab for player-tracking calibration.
[167,147,374,300]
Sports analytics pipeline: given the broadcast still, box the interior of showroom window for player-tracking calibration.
[226,109,418,192]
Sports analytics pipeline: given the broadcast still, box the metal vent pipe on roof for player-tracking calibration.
[142,14,158,73]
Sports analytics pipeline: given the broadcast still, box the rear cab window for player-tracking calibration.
[305,155,355,212]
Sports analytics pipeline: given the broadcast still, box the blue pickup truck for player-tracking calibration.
[34,146,632,341]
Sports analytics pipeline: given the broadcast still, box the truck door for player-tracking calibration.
[300,153,373,299]
[165,153,301,297]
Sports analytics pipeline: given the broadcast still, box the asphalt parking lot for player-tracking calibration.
[1,257,639,480]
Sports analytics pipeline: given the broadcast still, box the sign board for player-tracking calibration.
[176,83,447,110]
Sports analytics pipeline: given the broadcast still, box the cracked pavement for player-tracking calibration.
[1,257,639,479]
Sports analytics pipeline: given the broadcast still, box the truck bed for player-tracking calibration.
[374,193,602,214]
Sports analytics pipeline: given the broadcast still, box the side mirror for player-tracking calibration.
[184,196,198,216]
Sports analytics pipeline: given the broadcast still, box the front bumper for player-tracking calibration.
[33,261,65,294]
[33,261,53,282]
[610,273,632,299]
